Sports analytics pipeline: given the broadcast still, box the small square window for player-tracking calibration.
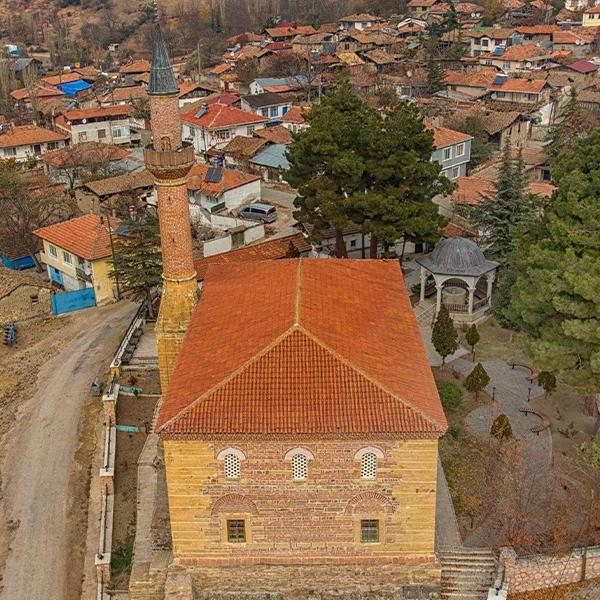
[98,129,107,139]
[227,519,246,543]
[78,131,87,142]
[360,519,379,543]
[350,239,357,248]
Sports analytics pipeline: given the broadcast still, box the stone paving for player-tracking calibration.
[450,358,552,470]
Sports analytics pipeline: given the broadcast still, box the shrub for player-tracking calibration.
[437,380,463,410]
[449,425,461,439]
[491,414,513,440]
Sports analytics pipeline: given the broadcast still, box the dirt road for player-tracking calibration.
[0,301,136,600]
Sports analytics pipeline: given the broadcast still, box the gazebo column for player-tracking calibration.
[435,281,442,314]
[420,267,427,303]
[468,285,475,315]
[486,272,495,307]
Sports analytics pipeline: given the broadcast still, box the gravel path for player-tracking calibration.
[0,301,136,600]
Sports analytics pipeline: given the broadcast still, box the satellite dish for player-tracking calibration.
[82,118,87,124]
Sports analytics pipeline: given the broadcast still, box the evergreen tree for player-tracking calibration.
[465,324,480,358]
[465,362,490,400]
[465,141,536,265]
[538,371,557,398]
[109,211,162,317]
[287,82,377,257]
[504,129,600,394]
[346,101,451,257]
[426,55,445,95]
[491,414,513,440]
[448,115,492,167]
[432,305,459,365]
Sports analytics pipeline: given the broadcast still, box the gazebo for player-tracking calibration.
[415,237,499,323]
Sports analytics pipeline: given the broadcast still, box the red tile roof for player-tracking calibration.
[282,105,309,124]
[64,105,132,122]
[515,25,559,35]
[452,176,495,205]
[586,4,600,11]
[156,259,447,436]
[488,78,547,93]
[443,222,474,238]
[340,13,384,21]
[430,125,473,148]
[0,125,68,149]
[119,59,151,74]
[99,85,147,103]
[193,233,311,281]
[480,43,548,61]
[34,214,119,261]
[10,85,64,102]
[187,163,260,195]
[254,124,292,144]
[566,59,598,74]
[42,72,84,86]
[266,25,316,38]
[527,181,555,198]
[181,103,268,130]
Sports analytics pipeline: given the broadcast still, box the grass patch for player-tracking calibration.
[109,534,134,589]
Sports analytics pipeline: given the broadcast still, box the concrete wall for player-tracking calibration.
[91,258,117,305]
[500,546,600,594]
[202,224,265,257]
[69,118,132,145]
[1,139,66,162]
[163,436,440,565]
[184,122,267,153]
[0,284,52,323]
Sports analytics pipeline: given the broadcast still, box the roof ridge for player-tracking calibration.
[295,321,443,431]
[157,324,299,433]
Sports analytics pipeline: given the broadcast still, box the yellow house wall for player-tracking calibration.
[91,258,117,305]
[163,437,439,563]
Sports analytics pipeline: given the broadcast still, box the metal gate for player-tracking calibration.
[51,287,96,315]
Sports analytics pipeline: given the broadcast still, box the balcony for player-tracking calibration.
[143,142,195,181]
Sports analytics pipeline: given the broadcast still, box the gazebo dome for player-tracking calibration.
[416,237,499,277]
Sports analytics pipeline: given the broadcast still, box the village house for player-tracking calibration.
[0,267,53,324]
[430,125,473,180]
[281,105,309,133]
[0,124,68,162]
[56,105,137,145]
[178,81,219,107]
[34,214,120,305]
[80,169,155,213]
[444,68,497,98]
[0,57,42,87]
[552,27,599,57]
[187,163,261,212]
[339,13,385,30]
[487,74,550,104]
[249,76,309,95]
[265,24,316,42]
[407,0,441,17]
[222,136,268,169]
[249,143,290,181]
[97,85,147,107]
[9,84,64,108]
[240,92,291,119]
[119,59,151,77]
[479,43,551,72]
[467,28,515,57]
[291,32,337,55]
[182,103,268,153]
[156,259,447,596]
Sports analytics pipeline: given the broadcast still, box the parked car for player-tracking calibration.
[240,203,278,223]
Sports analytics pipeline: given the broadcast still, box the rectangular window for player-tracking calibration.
[4,147,16,157]
[246,126,255,136]
[112,127,128,138]
[481,38,489,47]
[98,129,107,139]
[49,244,57,258]
[456,143,465,157]
[496,91,505,98]
[215,129,231,140]
[360,519,379,543]
[78,131,87,142]
[443,147,451,161]
[226,519,246,543]
[270,106,278,117]
[452,166,460,179]
[261,108,269,116]
[30,294,39,305]
[63,251,72,265]
[47,142,58,150]
[528,94,537,102]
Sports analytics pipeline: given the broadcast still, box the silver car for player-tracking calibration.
[240,203,278,223]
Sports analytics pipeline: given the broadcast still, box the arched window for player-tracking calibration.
[291,454,308,481]
[217,448,245,480]
[355,447,384,480]
[360,452,378,479]
[284,447,314,481]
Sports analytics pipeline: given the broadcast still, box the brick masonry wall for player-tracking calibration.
[150,94,182,151]
[0,285,52,323]
[500,546,600,593]
[164,437,440,567]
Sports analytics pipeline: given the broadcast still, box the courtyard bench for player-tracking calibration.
[519,408,551,435]
[511,362,539,384]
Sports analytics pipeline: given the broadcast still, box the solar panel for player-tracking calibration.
[493,47,505,56]
[204,166,223,183]
[195,106,208,119]
[493,75,507,85]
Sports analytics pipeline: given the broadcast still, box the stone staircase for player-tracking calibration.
[439,547,497,600]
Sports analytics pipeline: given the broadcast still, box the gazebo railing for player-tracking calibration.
[445,302,468,313]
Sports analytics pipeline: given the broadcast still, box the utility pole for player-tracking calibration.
[105,210,121,301]
[197,41,202,82]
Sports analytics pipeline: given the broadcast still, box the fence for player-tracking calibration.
[51,287,96,315]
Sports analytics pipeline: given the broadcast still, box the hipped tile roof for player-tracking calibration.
[156,259,447,436]
[34,214,119,261]
[187,163,260,195]
[0,125,68,149]
[181,103,268,130]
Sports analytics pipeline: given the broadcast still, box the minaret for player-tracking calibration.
[144,19,197,392]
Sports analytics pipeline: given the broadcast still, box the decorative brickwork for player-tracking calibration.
[163,437,439,566]
[149,94,182,151]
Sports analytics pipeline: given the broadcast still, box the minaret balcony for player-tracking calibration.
[144,141,195,181]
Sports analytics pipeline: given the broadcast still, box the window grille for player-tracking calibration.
[224,453,241,479]
[360,452,378,479]
[291,453,308,481]
[226,519,246,543]
[360,519,379,543]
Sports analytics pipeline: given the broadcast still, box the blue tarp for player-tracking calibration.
[57,79,92,96]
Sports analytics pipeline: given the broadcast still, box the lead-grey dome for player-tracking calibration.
[416,237,499,277]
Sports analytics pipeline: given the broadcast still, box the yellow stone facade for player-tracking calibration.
[163,437,439,564]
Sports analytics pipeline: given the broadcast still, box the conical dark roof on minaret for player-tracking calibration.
[148,22,179,96]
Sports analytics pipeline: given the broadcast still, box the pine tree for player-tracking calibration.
[109,211,162,317]
[432,305,459,365]
[426,55,445,95]
[465,141,536,266]
[491,414,513,440]
[538,371,557,398]
[465,362,490,400]
[504,129,600,394]
[466,324,480,358]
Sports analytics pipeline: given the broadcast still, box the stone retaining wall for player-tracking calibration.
[500,546,600,593]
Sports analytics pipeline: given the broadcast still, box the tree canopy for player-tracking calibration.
[432,305,459,365]
[503,129,600,394]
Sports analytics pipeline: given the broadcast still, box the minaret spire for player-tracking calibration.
[144,2,198,393]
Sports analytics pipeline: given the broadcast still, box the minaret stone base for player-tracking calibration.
[156,274,198,391]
